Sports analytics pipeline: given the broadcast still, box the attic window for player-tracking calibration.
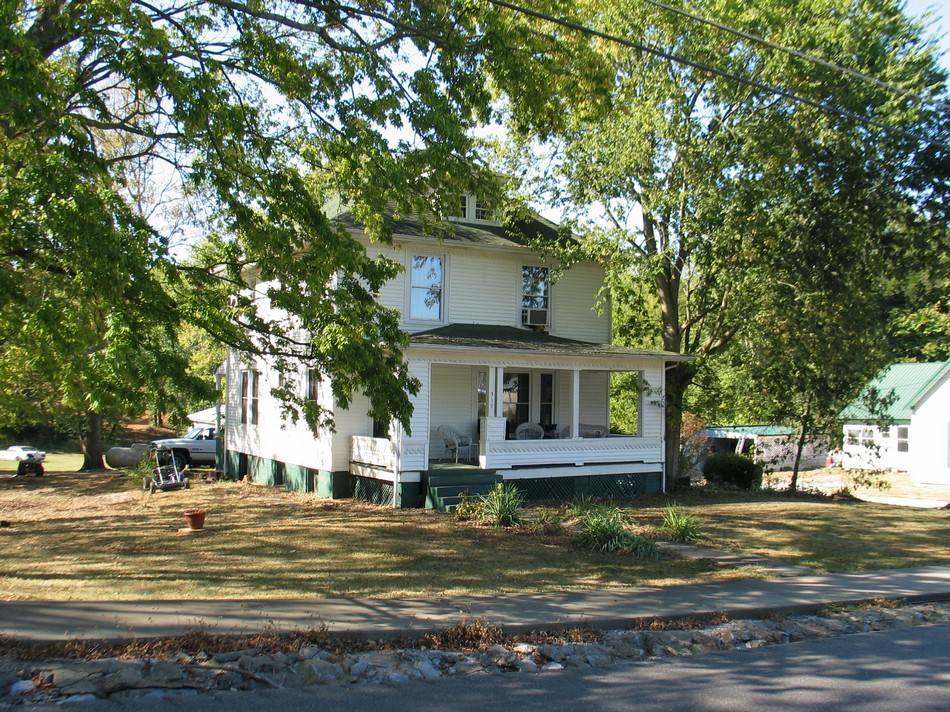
[448,195,467,220]
[474,198,492,221]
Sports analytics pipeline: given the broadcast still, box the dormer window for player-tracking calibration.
[451,195,497,224]
[522,266,549,327]
[448,195,467,220]
[474,198,492,221]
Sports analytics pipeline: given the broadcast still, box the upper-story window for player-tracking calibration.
[522,266,549,327]
[450,195,497,224]
[241,370,260,425]
[474,198,492,221]
[448,195,467,220]
[410,255,444,320]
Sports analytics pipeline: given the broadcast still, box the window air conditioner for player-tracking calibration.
[523,308,548,327]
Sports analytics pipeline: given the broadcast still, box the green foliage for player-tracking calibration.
[568,493,599,517]
[609,371,641,435]
[476,483,524,528]
[453,492,481,522]
[124,458,155,490]
[1,0,609,448]
[526,508,564,535]
[570,503,659,559]
[702,453,763,490]
[508,0,950,482]
[661,505,701,543]
[847,470,893,493]
[454,484,524,527]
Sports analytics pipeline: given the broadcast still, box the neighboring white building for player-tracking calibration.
[700,426,826,472]
[221,197,690,507]
[840,360,950,486]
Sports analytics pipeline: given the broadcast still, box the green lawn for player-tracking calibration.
[0,452,84,474]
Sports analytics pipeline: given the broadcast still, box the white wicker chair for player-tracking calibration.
[437,425,476,463]
[514,422,545,440]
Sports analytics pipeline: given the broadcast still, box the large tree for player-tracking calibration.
[508,0,949,479]
[1,0,596,457]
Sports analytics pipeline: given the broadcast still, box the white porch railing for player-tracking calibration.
[351,436,428,473]
[480,436,663,470]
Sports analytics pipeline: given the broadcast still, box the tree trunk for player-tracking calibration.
[663,362,697,488]
[80,410,105,471]
[789,402,812,493]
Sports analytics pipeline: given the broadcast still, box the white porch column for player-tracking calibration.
[569,368,580,438]
[490,366,505,417]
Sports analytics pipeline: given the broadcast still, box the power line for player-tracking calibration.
[482,0,948,151]
[639,0,950,112]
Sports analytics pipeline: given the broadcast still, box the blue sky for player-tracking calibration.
[903,0,950,71]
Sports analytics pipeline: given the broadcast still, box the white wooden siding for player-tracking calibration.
[429,364,477,458]
[909,374,950,485]
[579,371,609,428]
[640,365,664,438]
[332,392,373,472]
[552,262,610,343]
[355,235,608,340]
[448,251,520,328]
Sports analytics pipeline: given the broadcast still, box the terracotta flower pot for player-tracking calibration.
[183,509,206,531]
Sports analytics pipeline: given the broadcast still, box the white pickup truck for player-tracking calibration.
[151,427,217,470]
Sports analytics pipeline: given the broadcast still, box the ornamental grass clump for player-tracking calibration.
[572,504,660,558]
[526,507,564,535]
[477,483,524,528]
[661,504,702,543]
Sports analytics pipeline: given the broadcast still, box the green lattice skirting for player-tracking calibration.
[510,472,662,502]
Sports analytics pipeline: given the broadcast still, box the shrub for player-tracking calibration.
[702,452,763,490]
[453,491,481,521]
[477,483,524,528]
[661,504,701,543]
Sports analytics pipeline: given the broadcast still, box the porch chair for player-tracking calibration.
[437,425,476,463]
[514,422,545,440]
[580,423,608,438]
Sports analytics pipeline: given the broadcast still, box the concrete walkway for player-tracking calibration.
[3,565,949,643]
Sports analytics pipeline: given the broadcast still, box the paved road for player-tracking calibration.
[23,623,950,712]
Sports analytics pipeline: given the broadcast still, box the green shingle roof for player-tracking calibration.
[704,425,794,438]
[840,360,950,423]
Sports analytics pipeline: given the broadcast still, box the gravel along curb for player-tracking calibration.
[3,601,949,706]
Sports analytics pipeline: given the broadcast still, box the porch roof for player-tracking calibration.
[409,323,692,361]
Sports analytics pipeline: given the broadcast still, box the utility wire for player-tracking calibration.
[640,0,950,112]
[482,0,948,151]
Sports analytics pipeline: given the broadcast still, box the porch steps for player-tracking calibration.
[424,472,502,512]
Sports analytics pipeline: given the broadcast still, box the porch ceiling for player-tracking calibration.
[409,323,692,362]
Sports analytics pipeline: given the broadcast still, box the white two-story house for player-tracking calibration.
[221,197,690,508]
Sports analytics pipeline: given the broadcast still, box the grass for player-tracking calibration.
[0,452,84,474]
[629,491,950,573]
[1,471,947,601]
[0,472,726,601]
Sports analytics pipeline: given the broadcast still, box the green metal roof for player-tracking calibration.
[704,425,794,438]
[840,360,950,423]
